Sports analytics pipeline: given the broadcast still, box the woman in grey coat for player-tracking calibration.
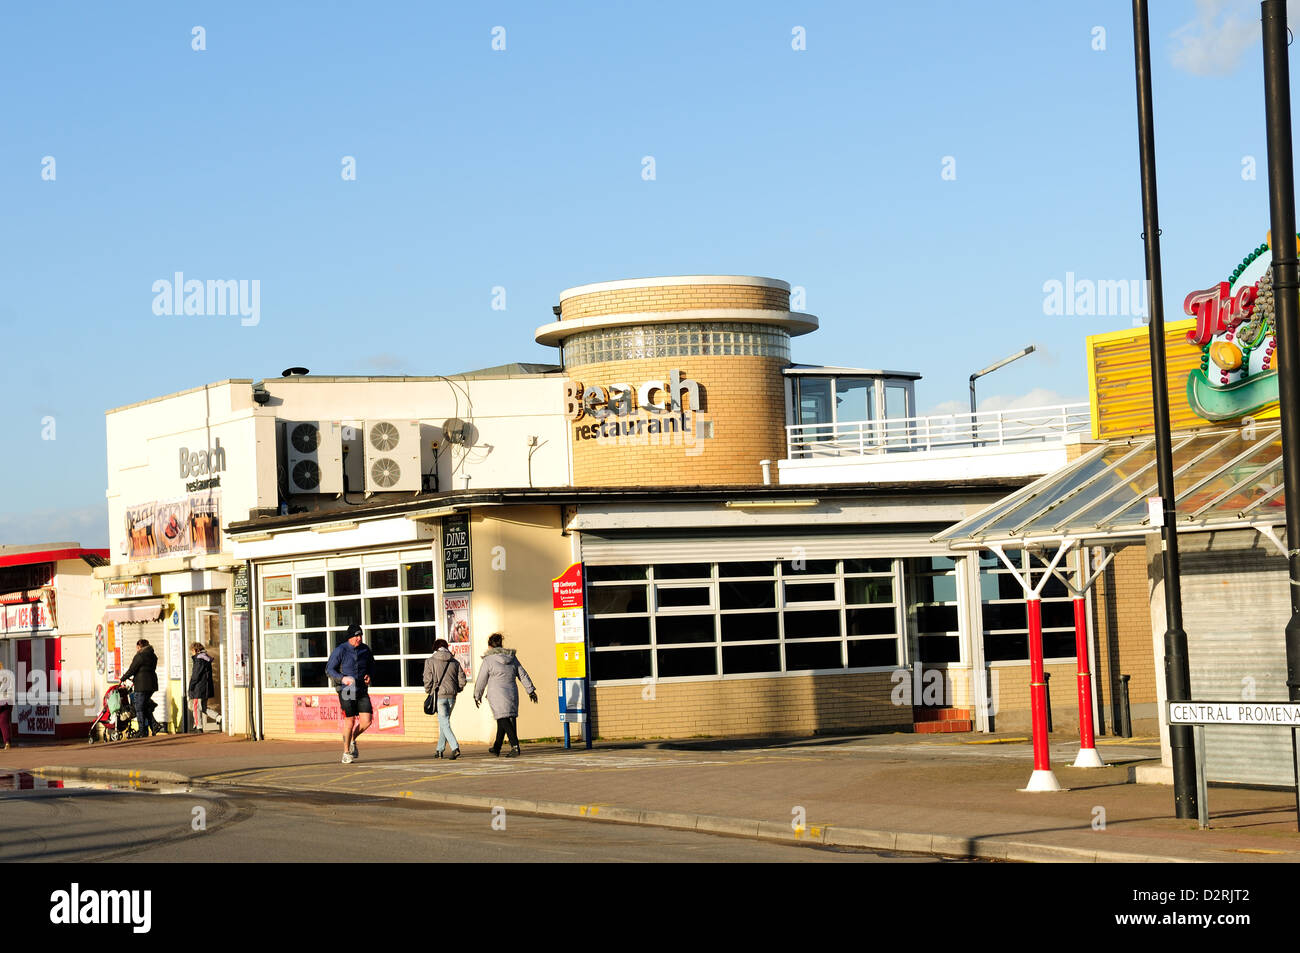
[423,639,466,759]
[473,632,537,757]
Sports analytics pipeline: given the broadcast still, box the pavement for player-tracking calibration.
[7,729,1300,863]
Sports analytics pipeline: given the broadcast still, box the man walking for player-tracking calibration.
[326,623,373,764]
[121,638,163,737]
[423,638,466,759]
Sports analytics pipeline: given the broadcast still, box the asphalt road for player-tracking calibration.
[0,782,952,863]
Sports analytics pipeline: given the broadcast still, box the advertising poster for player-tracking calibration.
[168,627,184,679]
[94,624,107,674]
[232,611,250,687]
[125,493,222,560]
[292,692,405,734]
[443,594,472,679]
[263,604,294,631]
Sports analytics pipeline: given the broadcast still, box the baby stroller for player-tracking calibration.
[88,683,135,744]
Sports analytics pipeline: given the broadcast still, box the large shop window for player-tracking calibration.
[978,550,1074,662]
[904,556,962,664]
[261,549,437,690]
[587,558,902,683]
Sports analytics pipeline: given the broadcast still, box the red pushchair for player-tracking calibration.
[88,683,135,744]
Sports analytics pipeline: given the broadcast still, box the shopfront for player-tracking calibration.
[229,479,1039,743]
[0,545,108,739]
[230,500,570,744]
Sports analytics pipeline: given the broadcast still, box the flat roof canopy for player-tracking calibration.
[933,426,1286,550]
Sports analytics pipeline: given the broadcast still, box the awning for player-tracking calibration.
[933,426,1286,550]
[0,589,47,606]
[103,602,167,625]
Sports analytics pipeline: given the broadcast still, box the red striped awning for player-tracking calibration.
[102,602,166,625]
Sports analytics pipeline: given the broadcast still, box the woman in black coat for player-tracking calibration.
[187,643,216,733]
[121,639,162,736]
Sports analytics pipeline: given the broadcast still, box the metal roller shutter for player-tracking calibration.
[578,529,955,565]
[1183,549,1294,786]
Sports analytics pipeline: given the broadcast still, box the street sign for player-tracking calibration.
[1169,700,1300,727]
[552,563,583,609]
[556,643,586,679]
[551,564,590,746]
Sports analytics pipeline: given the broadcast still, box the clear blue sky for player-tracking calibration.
[0,0,1291,546]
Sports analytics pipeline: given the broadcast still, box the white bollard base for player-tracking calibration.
[1072,747,1107,768]
[1018,769,1064,792]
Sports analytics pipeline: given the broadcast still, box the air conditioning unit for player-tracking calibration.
[285,421,343,494]
[363,420,421,493]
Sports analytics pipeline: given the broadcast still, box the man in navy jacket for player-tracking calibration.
[325,623,374,764]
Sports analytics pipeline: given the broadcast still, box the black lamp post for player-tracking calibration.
[1260,0,1300,829]
[1131,0,1197,819]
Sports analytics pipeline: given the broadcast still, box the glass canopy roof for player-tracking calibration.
[933,426,1286,549]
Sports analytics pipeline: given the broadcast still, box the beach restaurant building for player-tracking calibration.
[100,275,1149,746]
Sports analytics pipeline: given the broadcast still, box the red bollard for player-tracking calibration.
[1021,597,1062,791]
[1072,596,1105,767]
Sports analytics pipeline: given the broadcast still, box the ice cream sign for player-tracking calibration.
[1183,235,1290,422]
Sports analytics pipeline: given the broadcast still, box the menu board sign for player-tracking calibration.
[441,513,472,593]
[233,565,250,609]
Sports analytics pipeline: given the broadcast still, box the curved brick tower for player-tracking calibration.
[535,275,818,486]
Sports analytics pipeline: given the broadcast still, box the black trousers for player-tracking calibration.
[492,717,519,751]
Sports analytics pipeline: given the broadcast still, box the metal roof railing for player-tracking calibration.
[785,402,1091,460]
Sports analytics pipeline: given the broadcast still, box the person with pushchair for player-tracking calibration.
[120,638,163,737]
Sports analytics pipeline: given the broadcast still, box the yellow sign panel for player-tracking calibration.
[555,644,587,679]
[1086,319,1278,440]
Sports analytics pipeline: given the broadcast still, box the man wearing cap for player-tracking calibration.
[326,623,374,764]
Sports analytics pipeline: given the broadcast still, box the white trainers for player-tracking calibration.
[349,741,359,759]
[341,751,355,764]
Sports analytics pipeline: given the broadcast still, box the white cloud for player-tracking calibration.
[363,353,408,372]
[0,504,108,549]
[1170,0,1261,76]
[921,388,1086,418]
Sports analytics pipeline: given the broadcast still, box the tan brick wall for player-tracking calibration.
[568,355,787,486]
[988,661,1083,732]
[592,672,909,738]
[561,284,789,320]
[1092,543,1158,728]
